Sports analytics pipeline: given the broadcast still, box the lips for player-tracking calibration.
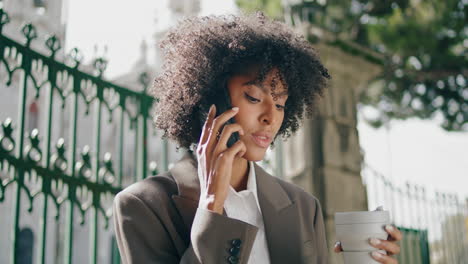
[251,132,272,148]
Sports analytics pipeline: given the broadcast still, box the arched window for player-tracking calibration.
[17,228,34,264]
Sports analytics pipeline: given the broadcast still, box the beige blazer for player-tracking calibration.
[113,151,328,264]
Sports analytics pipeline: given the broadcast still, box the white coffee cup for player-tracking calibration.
[335,209,390,264]
[342,250,387,264]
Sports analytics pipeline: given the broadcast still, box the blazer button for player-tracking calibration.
[227,256,239,264]
[231,239,242,247]
[229,246,240,256]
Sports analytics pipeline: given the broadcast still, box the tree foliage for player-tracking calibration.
[237,0,467,131]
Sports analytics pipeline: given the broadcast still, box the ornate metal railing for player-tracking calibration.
[363,164,468,264]
[0,8,169,264]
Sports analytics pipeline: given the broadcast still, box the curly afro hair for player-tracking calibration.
[152,12,331,150]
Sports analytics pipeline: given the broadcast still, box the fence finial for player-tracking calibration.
[100,152,115,184]
[26,129,42,163]
[139,72,150,92]
[45,35,61,59]
[76,145,92,179]
[0,8,10,35]
[0,118,15,153]
[69,47,83,68]
[51,138,67,172]
[21,23,38,48]
[93,57,108,77]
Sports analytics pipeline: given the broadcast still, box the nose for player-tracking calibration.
[260,102,278,125]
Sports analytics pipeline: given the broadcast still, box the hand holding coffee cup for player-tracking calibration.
[334,207,402,264]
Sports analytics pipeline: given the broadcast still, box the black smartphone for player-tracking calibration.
[199,85,240,148]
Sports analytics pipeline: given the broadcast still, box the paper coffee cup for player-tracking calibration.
[343,250,387,264]
[335,210,390,264]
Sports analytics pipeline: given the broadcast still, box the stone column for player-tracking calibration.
[281,40,381,263]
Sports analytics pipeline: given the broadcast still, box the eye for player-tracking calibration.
[244,93,260,103]
[276,104,285,111]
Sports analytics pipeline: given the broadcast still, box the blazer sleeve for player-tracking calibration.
[113,191,259,264]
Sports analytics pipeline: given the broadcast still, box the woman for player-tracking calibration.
[113,12,402,264]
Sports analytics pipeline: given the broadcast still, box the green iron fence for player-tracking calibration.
[363,164,468,264]
[0,7,171,264]
[0,8,288,264]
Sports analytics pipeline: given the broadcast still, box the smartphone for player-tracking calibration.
[199,85,240,148]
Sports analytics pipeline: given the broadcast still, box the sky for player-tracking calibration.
[65,0,468,199]
[65,0,239,79]
[358,113,468,199]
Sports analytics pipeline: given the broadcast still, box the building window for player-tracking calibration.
[17,228,34,264]
[33,0,45,7]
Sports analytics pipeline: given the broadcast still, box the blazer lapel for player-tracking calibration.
[254,163,301,264]
[170,151,200,236]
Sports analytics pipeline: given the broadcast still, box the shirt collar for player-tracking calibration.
[228,161,262,212]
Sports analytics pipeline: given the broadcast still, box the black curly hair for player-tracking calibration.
[152,12,331,150]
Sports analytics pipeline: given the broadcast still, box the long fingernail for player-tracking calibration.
[334,241,341,247]
[371,251,383,259]
[385,224,394,232]
[369,238,380,246]
[232,107,239,111]
[209,104,215,114]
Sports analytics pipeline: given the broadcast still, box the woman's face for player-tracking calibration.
[227,67,288,161]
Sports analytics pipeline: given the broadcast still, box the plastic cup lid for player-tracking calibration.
[334,210,390,225]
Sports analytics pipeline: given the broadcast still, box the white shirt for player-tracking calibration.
[223,161,271,264]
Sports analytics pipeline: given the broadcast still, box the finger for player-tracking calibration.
[222,139,247,159]
[199,104,216,146]
[207,145,241,193]
[333,242,343,253]
[198,105,216,176]
[206,140,246,195]
[374,206,384,211]
[371,251,397,264]
[385,225,403,242]
[206,107,239,147]
[213,123,244,156]
[369,238,400,255]
[207,140,247,192]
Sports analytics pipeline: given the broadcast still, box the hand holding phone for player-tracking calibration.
[196,104,246,214]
